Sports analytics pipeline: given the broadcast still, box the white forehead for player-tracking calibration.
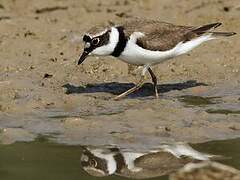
[86,28,108,38]
[90,27,119,56]
[81,154,89,162]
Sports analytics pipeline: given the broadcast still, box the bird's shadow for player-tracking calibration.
[62,80,207,98]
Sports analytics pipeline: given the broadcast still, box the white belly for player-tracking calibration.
[119,33,214,66]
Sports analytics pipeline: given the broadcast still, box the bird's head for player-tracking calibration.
[78,25,119,65]
[80,147,118,177]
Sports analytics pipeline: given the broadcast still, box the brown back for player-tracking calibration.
[121,19,198,51]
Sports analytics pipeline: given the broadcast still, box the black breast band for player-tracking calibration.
[111,26,127,57]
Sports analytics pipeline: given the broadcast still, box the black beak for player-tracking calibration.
[78,51,89,65]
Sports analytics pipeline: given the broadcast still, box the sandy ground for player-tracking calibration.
[0,0,240,147]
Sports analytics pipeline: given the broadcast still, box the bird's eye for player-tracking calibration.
[90,159,97,167]
[91,38,100,45]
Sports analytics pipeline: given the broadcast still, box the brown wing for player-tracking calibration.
[122,19,220,51]
[117,152,193,179]
[134,152,191,169]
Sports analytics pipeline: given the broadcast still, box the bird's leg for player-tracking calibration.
[113,66,148,100]
[113,75,145,100]
[148,67,159,98]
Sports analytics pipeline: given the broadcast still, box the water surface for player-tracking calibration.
[0,138,240,180]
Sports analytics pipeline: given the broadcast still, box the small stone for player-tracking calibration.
[43,73,53,78]
[171,68,175,72]
[165,127,171,131]
[223,6,230,12]
[229,126,239,131]
[49,57,57,62]
[29,65,35,70]
[24,31,36,37]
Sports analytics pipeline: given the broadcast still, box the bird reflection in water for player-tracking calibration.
[80,142,217,179]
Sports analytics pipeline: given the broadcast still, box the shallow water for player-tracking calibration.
[178,95,219,107]
[0,138,239,180]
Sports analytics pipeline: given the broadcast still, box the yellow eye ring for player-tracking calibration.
[91,38,100,45]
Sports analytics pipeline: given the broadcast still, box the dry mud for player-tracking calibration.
[0,0,240,148]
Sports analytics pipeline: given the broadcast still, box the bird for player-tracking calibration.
[80,143,217,179]
[77,18,236,100]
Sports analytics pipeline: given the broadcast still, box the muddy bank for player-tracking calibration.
[1,81,240,147]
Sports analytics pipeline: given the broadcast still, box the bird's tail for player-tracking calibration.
[192,22,236,37]
[209,31,236,37]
